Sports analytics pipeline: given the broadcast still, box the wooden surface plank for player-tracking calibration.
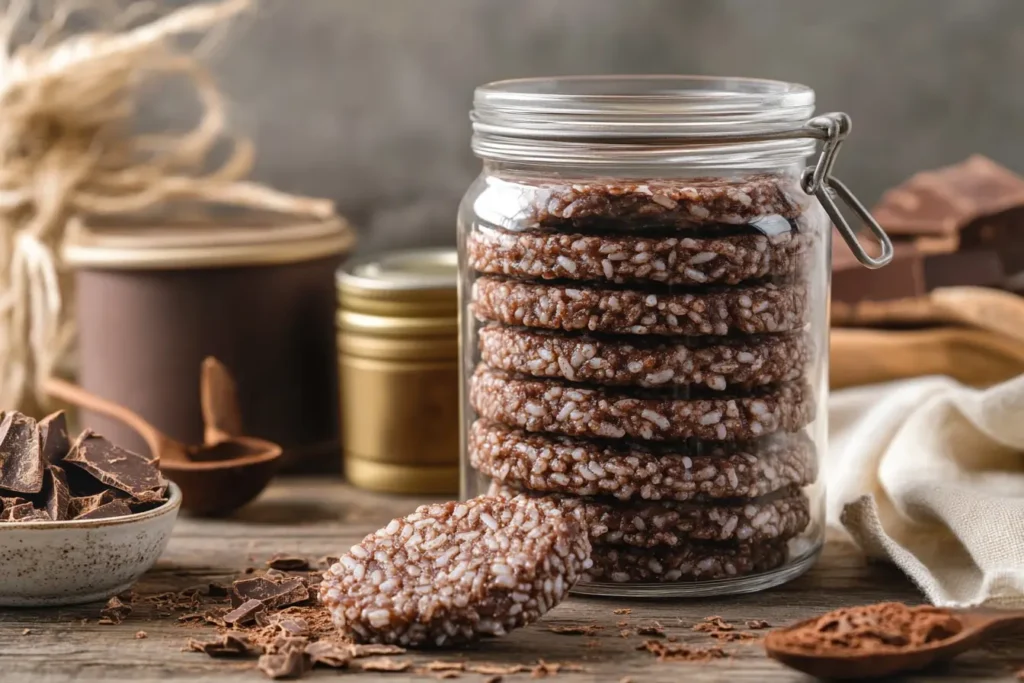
[0,480,1020,682]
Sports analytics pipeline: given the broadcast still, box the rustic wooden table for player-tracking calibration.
[0,479,1019,682]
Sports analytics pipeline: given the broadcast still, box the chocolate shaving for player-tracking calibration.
[38,412,70,465]
[99,596,133,624]
[43,465,71,521]
[612,608,632,615]
[65,431,163,499]
[467,664,531,676]
[76,499,133,520]
[349,643,406,658]
[266,555,310,571]
[187,633,257,658]
[693,616,734,633]
[424,661,466,672]
[711,630,760,642]
[258,650,310,679]
[637,639,729,663]
[637,621,666,637]
[135,631,147,639]
[230,576,310,610]
[0,412,44,494]
[304,640,351,668]
[359,658,410,672]
[548,624,603,636]
[746,619,771,630]
[223,598,266,626]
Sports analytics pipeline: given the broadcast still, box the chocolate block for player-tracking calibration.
[38,412,70,465]
[833,245,1006,304]
[44,465,71,521]
[65,431,163,499]
[874,156,1024,240]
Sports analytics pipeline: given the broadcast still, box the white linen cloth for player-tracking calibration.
[828,374,1024,608]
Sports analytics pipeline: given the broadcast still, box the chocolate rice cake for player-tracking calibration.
[583,540,789,583]
[478,325,809,390]
[467,222,813,286]
[472,276,808,336]
[319,495,591,647]
[468,419,817,502]
[473,174,809,229]
[469,367,814,442]
[489,482,812,546]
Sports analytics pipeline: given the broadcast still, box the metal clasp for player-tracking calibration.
[802,113,893,269]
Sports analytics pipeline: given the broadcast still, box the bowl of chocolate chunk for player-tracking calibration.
[0,410,179,606]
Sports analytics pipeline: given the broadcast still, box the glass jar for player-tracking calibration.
[458,76,891,597]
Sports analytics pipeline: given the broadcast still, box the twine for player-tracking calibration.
[0,0,335,414]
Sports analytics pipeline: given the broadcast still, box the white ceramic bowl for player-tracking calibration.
[0,482,181,606]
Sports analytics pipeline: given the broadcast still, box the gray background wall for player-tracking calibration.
[176,0,1023,252]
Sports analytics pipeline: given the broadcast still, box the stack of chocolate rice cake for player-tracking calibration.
[465,173,820,585]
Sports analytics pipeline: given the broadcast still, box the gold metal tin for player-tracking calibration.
[336,249,459,494]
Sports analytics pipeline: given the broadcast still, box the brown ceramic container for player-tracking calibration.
[64,209,356,472]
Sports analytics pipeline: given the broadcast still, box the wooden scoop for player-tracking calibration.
[45,374,281,517]
[764,609,1024,679]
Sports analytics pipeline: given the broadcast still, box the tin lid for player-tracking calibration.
[337,248,458,317]
[63,209,355,270]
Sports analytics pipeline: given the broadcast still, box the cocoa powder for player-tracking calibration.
[769,603,962,654]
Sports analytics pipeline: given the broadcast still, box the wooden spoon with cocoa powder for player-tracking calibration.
[764,603,1024,679]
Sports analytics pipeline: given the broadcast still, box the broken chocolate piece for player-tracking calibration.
[64,431,162,499]
[349,644,406,658]
[258,650,310,679]
[76,499,133,520]
[223,598,266,626]
[276,617,310,638]
[2,503,50,522]
[359,658,410,672]
[187,633,257,658]
[67,490,118,518]
[304,640,351,668]
[230,576,309,610]
[267,555,310,571]
[44,465,71,521]
[38,412,70,465]
[100,596,133,624]
[0,412,45,494]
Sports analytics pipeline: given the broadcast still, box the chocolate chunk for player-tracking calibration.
[67,490,118,518]
[230,576,310,610]
[0,496,29,512]
[258,650,310,679]
[99,596,132,624]
[0,413,45,494]
[304,640,351,668]
[187,633,257,658]
[874,156,1024,239]
[76,499,133,520]
[223,598,266,626]
[832,242,1007,304]
[267,555,310,571]
[38,412,70,465]
[44,465,71,521]
[208,582,231,597]
[275,617,309,638]
[64,432,162,499]
[2,503,50,522]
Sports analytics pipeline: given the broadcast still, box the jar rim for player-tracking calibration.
[471,75,819,167]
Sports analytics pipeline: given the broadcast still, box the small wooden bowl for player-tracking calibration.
[163,437,283,517]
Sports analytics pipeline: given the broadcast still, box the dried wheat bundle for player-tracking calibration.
[0,0,334,414]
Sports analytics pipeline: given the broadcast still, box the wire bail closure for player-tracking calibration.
[802,113,893,270]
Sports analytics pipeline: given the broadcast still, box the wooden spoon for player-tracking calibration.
[765,609,1024,679]
[44,377,282,517]
[200,356,243,444]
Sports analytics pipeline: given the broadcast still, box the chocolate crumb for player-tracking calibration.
[548,624,603,636]
[267,555,310,571]
[667,635,678,642]
[359,658,410,672]
[746,619,771,629]
[100,596,132,624]
[617,620,629,628]
[187,633,257,658]
[424,661,466,672]
[304,640,351,668]
[711,630,760,642]
[135,631,147,639]
[613,608,632,615]
[638,639,729,663]
[619,629,631,638]
[468,664,531,676]
[693,616,734,633]
[637,621,666,637]
[349,643,407,658]
[21,628,30,635]
[258,650,310,679]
